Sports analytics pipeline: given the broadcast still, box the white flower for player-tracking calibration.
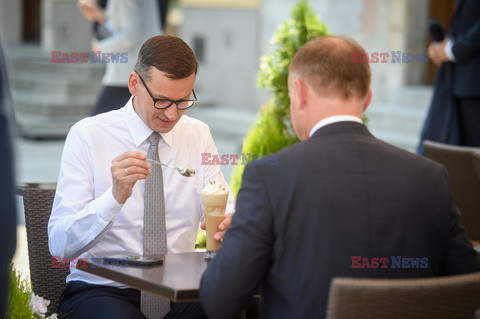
[48,313,58,319]
[29,293,50,316]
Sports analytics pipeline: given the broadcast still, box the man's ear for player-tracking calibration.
[128,72,139,96]
[294,78,307,110]
[362,89,372,112]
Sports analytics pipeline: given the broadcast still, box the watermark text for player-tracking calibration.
[51,51,128,64]
[51,256,128,268]
[201,153,278,166]
[351,256,429,269]
[351,51,428,63]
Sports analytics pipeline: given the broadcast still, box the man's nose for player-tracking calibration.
[163,104,180,120]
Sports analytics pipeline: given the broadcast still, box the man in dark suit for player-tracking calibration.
[428,0,480,146]
[199,35,480,319]
[0,40,18,316]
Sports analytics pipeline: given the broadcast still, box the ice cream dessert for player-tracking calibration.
[201,181,229,252]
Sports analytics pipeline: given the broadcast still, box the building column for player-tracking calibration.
[0,0,23,45]
[41,0,91,52]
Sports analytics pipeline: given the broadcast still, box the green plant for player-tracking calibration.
[6,265,34,319]
[6,265,64,319]
[195,228,206,250]
[230,0,330,197]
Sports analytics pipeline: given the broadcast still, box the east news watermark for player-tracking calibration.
[201,153,278,166]
[51,51,128,64]
[351,51,428,64]
[51,256,129,268]
[351,256,429,269]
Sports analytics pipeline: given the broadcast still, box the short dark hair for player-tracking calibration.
[289,35,371,100]
[135,35,199,81]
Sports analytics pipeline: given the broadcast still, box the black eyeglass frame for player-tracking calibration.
[136,72,197,110]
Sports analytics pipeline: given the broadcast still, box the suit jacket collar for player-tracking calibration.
[310,121,373,139]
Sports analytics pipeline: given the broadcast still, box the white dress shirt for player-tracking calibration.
[444,39,456,62]
[309,115,363,137]
[48,97,235,287]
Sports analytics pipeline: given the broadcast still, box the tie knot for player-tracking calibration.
[148,132,161,147]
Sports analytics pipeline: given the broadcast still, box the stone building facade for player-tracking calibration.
[0,0,455,151]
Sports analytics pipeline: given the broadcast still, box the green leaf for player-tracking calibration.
[6,265,34,319]
[230,0,330,198]
[195,229,206,249]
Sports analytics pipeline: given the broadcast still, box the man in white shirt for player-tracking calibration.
[49,35,235,319]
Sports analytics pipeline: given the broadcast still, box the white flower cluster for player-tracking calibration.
[29,293,58,319]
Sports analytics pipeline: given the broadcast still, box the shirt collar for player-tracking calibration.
[309,115,363,137]
[122,96,176,147]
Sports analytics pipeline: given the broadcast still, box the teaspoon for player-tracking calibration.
[146,158,196,177]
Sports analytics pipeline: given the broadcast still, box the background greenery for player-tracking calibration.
[197,0,330,249]
[229,0,330,197]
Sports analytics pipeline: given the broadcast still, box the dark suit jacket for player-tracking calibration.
[450,0,480,97]
[0,41,17,316]
[417,61,461,154]
[200,122,480,319]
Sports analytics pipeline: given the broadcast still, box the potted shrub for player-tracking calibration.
[230,0,330,197]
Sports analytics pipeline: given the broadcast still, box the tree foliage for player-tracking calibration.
[230,1,330,197]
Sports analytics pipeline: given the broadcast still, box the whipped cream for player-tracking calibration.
[201,181,228,196]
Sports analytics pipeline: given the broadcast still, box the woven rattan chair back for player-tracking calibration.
[473,151,480,185]
[326,272,480,319]
[17,183,69,313]
[423,140,480,241]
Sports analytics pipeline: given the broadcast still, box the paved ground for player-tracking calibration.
[13,136,67,279]
[11,136,59,279]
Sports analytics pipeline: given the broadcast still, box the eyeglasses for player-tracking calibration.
[136,72,197,110]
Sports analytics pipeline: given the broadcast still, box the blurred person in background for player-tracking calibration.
[92,0,109,40]
[427,0,480,147]
[0,40,18,316]
[158,0,169,31]
[78,0,162,115]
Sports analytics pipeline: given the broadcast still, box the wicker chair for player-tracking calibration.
[16,183,69,314]
[423,140,480,242]
[326,272,480,319]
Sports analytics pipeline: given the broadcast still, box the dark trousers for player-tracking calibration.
[90,85,131,116]
[458,97,480,147]
[59,281,208,319]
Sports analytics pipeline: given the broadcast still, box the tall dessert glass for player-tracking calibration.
[201,181,229,260]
